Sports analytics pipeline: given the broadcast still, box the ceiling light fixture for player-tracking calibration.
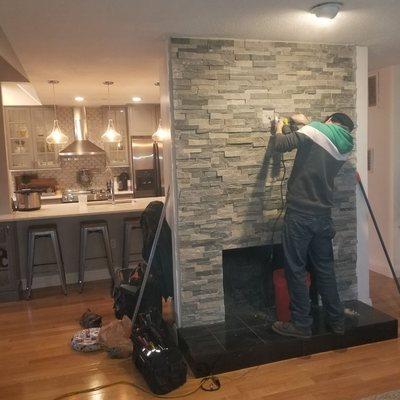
[132,96,142,102]
[310,2,342,20]
[74,96,84,102]
[46,80,69,145]
[152,119,167,142]
[101,81,122,143]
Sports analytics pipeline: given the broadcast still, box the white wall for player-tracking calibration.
[356,46,370,303]
[159,39,181,326]
[0,86,12,214]
[368,65,399,277]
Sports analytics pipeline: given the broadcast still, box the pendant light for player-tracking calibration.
[152,119,167,142]
[101,81,122,143]
[46,80,69,145]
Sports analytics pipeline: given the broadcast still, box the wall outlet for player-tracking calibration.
[262,109,275,125]
[110,239,117,249]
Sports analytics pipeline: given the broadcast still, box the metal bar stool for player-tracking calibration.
[26,225,67,299]
[79,220,115,292]
[122,217,143,270]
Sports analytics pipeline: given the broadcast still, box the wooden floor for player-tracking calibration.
[1,271,400,400]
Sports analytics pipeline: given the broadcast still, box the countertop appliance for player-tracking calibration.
[117,172,129,191]
[61,189,109,203]
[13,189,42,211]
[130,137,164,198]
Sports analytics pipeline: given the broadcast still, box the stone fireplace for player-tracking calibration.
[168,38,357,327]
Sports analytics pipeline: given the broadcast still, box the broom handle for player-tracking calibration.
[356,172,400,294]
[132,187,171,326]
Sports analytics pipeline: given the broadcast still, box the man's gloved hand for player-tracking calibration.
[275,118,284,134]
[291,113,309,126]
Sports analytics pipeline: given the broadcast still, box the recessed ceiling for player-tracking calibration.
[0,0,399,106]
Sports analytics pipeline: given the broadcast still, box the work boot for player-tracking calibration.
[327,321,345,335]
[272,321,312,339]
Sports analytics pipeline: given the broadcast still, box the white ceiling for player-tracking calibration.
[0,0,399,106]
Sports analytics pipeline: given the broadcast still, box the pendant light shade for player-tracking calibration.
[46,119,68,145]
[101,81,122,143]
[46,80,69,145]
[152,119,167,142]
[102,118,122,143]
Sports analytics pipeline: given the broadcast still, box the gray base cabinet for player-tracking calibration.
[0,223,21,301]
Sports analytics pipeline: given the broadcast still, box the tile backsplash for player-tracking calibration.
[12,155,130,191]
[9,105,131,192]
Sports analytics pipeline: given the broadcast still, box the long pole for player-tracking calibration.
[132,187,170,326]
[356,172,400,294]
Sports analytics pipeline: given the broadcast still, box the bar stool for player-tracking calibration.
[26,225,67,299]
[122,217,143,269]
[79,220,115,292]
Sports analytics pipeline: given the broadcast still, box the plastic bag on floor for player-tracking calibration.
[71,328,102,352]
[99,316,133,358]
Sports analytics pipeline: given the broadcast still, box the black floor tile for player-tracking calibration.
[178,301,398,377]
[206,314,247,333]
[213,327,263,352]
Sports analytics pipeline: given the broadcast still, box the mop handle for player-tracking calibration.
[132,187,171,327]
[356,172,400,294]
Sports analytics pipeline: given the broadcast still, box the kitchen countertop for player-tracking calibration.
[0,197,164,223]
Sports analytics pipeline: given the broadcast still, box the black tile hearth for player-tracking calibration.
[178,300,398,377]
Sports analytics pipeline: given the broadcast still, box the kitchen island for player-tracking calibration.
[0,196,164,300]
[0,196,163,222]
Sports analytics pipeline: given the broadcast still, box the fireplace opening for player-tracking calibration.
[222,244,283,319]
[222,244,318,321]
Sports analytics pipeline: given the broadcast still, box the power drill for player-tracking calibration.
[270,116,298,135]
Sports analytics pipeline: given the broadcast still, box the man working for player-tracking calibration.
[271,112,355,339]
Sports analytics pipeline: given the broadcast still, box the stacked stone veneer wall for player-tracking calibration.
[169,38,357,327]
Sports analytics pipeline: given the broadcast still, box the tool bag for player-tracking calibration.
[132,312,187,395]
[130,191,188,395]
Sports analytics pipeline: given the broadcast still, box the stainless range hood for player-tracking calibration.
[59,107,105,157]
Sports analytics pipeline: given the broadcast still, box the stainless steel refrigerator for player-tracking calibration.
[130,136,164,198]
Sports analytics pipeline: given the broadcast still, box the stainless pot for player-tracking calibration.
[14,189,41,211]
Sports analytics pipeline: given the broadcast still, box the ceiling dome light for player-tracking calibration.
[74,96,84,102]
[46,80,69,145]
[310,2,342,19]
[132,96,142,102]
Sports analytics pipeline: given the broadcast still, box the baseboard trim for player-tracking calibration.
[20,269,111,289]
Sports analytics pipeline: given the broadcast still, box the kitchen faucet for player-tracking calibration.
[105,166,115,205]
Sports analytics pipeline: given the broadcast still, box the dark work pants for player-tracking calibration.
[282,208,344,329]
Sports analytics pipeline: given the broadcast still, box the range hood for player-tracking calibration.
[59,107,105,156]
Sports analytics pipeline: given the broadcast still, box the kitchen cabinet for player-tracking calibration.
[0,223,20,301]
[31,107,60,168]
[102,107,129,166]
[4,106,72,170]
[127,104,160,136]
[5,107,34,170]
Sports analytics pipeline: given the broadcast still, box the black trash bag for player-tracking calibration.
[140,201,173,300]
[79,309,102,328]
[132,312,187,395]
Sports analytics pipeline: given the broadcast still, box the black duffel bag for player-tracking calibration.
[132,312,187,395]
[113,264,162,320]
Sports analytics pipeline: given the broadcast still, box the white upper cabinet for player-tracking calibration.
[4,106,74,170]
[5,107,34,170]
[127,104,160,136]
[102,106,129,166]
